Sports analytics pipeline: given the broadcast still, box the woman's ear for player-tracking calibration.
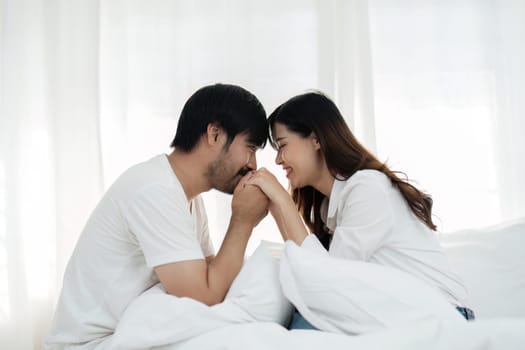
[310,133,321,150]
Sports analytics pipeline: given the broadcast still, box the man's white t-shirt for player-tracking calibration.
[319,169,469,307]
[45,154,215,349]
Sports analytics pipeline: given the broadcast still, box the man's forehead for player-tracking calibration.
[235,132,261,147]
[231,132,250,143]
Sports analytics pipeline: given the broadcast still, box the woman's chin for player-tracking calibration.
[289,178,302,190]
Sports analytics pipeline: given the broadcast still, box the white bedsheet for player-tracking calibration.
[104,218,525,350]
[105,250,525,350]
[156,318,525,350]
[279,235,464,334]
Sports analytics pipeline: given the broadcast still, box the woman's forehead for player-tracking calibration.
[271,122,290,138]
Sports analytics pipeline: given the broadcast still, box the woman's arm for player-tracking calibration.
[246,168,308,245]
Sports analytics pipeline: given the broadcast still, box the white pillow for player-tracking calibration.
[280,235,464,335]
[439,217,525,319]
[109,242,292,349]
[221,240,293,325]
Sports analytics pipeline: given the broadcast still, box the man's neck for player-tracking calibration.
[166,149,211,201]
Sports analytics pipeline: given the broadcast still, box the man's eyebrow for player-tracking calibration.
[275,137,287,142]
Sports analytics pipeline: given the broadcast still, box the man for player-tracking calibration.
[45,84,270,349]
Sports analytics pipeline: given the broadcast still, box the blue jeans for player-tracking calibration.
[456,306,476,321]
[288,306,475,330]
[288,310,318,330]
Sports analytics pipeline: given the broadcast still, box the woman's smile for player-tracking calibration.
[284,166,293,178]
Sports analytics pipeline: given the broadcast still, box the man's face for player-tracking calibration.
[206,133,259,194]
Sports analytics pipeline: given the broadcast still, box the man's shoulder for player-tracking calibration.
[107,155,184,202]
[122,154,167,180]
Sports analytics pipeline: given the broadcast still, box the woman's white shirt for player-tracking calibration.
[320,169,469,307]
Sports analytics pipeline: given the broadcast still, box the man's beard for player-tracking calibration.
[207,155,250,194]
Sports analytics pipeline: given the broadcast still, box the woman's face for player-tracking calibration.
[272,122,323,189]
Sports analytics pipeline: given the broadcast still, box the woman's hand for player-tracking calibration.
[246,168,308,244]
[245,168,289,205]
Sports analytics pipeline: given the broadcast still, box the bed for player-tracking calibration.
[105,217,525,350]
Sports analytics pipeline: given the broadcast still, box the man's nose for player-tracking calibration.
[248,152,257,170]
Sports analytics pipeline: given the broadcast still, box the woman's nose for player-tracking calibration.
[275,151,282,165]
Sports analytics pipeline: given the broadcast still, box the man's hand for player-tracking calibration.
[155,173,269,306]
[231,172,269,228]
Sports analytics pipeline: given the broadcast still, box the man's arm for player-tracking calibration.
[154,181,268,306]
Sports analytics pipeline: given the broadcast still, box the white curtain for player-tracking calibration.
[1,0,103,348]
[0,0,523,348]
[370,0,525,231]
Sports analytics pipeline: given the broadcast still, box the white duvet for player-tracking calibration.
[104,226,525,350]
[160,318,525,350]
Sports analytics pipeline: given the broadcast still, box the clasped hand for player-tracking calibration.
[231,171,269,228]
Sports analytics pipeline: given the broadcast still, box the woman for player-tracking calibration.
[246,92,474,329]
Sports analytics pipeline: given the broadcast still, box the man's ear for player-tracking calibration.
[206,123,221,146]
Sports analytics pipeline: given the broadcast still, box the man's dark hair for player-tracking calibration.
[171,84,268,151]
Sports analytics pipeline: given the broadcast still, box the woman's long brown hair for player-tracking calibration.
[268,92,436,249]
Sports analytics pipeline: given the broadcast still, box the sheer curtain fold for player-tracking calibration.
[493,0,525,221]
[316,0,376,152]
[1,0,103,348]
[0,1,524,349]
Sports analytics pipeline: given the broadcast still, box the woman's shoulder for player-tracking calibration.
[347,169,390,188]
[334,169,391,205]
